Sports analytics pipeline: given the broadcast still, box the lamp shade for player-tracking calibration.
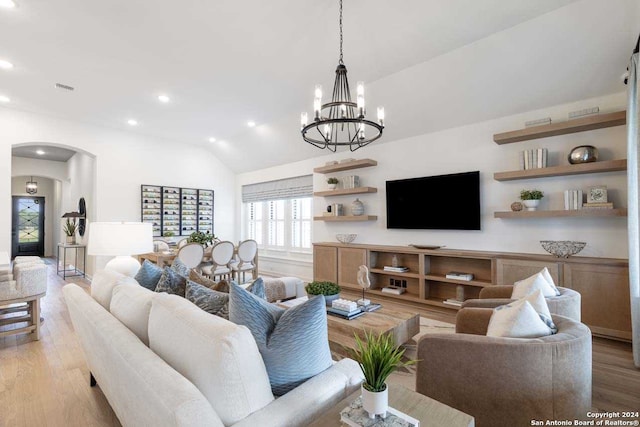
[87,222,153,256]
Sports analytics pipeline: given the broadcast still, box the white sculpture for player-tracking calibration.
[357,265,371,306]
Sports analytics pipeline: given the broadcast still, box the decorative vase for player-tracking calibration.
[328,183,337,190]
[351,198,364,216]
[324,293,340,306]
[522,200,540,211]
[361,384,388,419]
[66,235,76,245]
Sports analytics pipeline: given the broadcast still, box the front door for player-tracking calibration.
[12,196,45,258]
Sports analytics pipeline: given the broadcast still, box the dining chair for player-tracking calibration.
[176,243,205,270]
[230,239,258,283]
[153,240,170,252]
[176,238,188,249]
[200,240,235,281]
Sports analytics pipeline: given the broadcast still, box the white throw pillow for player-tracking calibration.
[511,268,559,299]
[487,298,554,338]
[110,284,155,345]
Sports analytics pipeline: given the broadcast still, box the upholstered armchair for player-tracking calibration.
[415,307,592,427]
[462,285,581,321]
[0,259,48,339]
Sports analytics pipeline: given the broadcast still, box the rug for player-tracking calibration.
[331,316,455,391]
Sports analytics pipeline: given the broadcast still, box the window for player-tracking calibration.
[242,175,313,254]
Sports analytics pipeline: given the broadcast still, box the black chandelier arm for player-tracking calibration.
[301,118,384,151]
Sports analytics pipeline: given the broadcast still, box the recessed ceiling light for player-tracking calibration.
[0,0,16,9]
[0,59,13,70]
[127,119,138,126]
[208,137,216,143]
[158,94,170,103]
[247,121,256,128]
[36,150,45,155]
[0,95,10,103]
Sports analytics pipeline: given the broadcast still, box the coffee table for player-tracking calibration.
[308,383,474,427]
[327,306,420,354]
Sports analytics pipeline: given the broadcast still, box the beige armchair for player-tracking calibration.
[416,308,592,427]
[462,285,581,321]
[0,259,47,340]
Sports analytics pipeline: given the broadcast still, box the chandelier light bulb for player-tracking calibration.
[300,112,308,128]
[340,104,347,118]
[357,95,365,117]
[358,122,365,140]
[314,98,322,119]
[357,81,364,97]
[377,106,385,126]
[323,124,331,139]
[314,84,323,100]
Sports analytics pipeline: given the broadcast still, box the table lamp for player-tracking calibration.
[87,222,153,277]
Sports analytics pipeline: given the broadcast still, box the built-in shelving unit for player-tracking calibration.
[493,110,626,144]
[493,159,627,181]
[494,209,628,219]
[314,215,377,222]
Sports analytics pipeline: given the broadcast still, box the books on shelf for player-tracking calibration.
[445,271,474,281]
[326,308,365,320]
[381,286,405,295]
[564,190,584,210]
[582,202,614,209]
[383,266,409,272]
[342,175,360,189]
[519,148,548,170]
[443,298,463,307]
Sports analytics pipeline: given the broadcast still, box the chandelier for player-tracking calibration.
[300,0,384,152]
[25,176,37,195]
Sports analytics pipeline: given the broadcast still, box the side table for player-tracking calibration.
[57,243,86,279]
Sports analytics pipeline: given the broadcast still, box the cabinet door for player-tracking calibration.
[338,247,368,289]
[564,263,631,341]
[313,245,338,283]
[495,258,562,286]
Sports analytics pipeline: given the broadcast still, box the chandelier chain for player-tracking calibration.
[339,0,343,64]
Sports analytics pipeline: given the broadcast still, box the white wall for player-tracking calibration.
[1,107,237,274]
[238,92,629,280]
[11,176,56,256]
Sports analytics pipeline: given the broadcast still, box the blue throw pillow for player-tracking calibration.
[171,257,190,278]
[185,280,229,320]
[233,277,266,299]
[134,260,163,290]
[229,282,332,396]
[155,266,187,297]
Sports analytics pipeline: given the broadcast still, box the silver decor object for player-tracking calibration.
[351,198,364,215]
[336,233,357,244]
[568,145,598,164]
[540,240,586,258]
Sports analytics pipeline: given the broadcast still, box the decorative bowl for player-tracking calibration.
[540,240,586,258]
[336,233,357,244]
[568,145,598,164]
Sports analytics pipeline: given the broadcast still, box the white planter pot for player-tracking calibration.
[361,384,388,419]
[328,183,337,190]
[522,199,540,211]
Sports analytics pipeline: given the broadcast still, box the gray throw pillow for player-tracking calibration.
[239,277,266,299]
[229,282,332,396]
[185,281,229,320]
[171,257,190,278]
[155,266,187,297]
[134,260,163,291]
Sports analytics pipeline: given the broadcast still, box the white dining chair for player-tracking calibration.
[200,240,235,281]
[176,243,205,270]
[153,240,170,252]
[230,239,258,283]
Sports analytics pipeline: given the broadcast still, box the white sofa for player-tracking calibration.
[63,269,363,427]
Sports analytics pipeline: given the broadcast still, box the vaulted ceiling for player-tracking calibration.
[1,0,638,172]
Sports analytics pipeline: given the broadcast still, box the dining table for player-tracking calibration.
[137,247,214,268]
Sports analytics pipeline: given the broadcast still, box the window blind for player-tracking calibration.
[242,175,313,203]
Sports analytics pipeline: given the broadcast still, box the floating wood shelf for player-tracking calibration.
[493,111,626,145]
[493,159,627,181]
[313,215,378,221]
[313,159,378,173]
[313,187,378,197]
[494,209,628,219]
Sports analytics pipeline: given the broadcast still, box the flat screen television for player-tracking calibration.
[386,171,480,230]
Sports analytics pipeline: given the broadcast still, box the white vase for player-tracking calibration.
[522,199,540,211]
[361,384,388,419]
[328,183,337,190]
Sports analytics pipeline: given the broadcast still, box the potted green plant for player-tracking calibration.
[305,280,341,305]
[347,330,417,419]
[327,177,339,190]
[63,219,77,244]
[187,230,216,247]
[164,231,175,237]
[520,189,544,211]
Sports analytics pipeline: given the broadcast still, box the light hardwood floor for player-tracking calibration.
[1,262,638,427]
